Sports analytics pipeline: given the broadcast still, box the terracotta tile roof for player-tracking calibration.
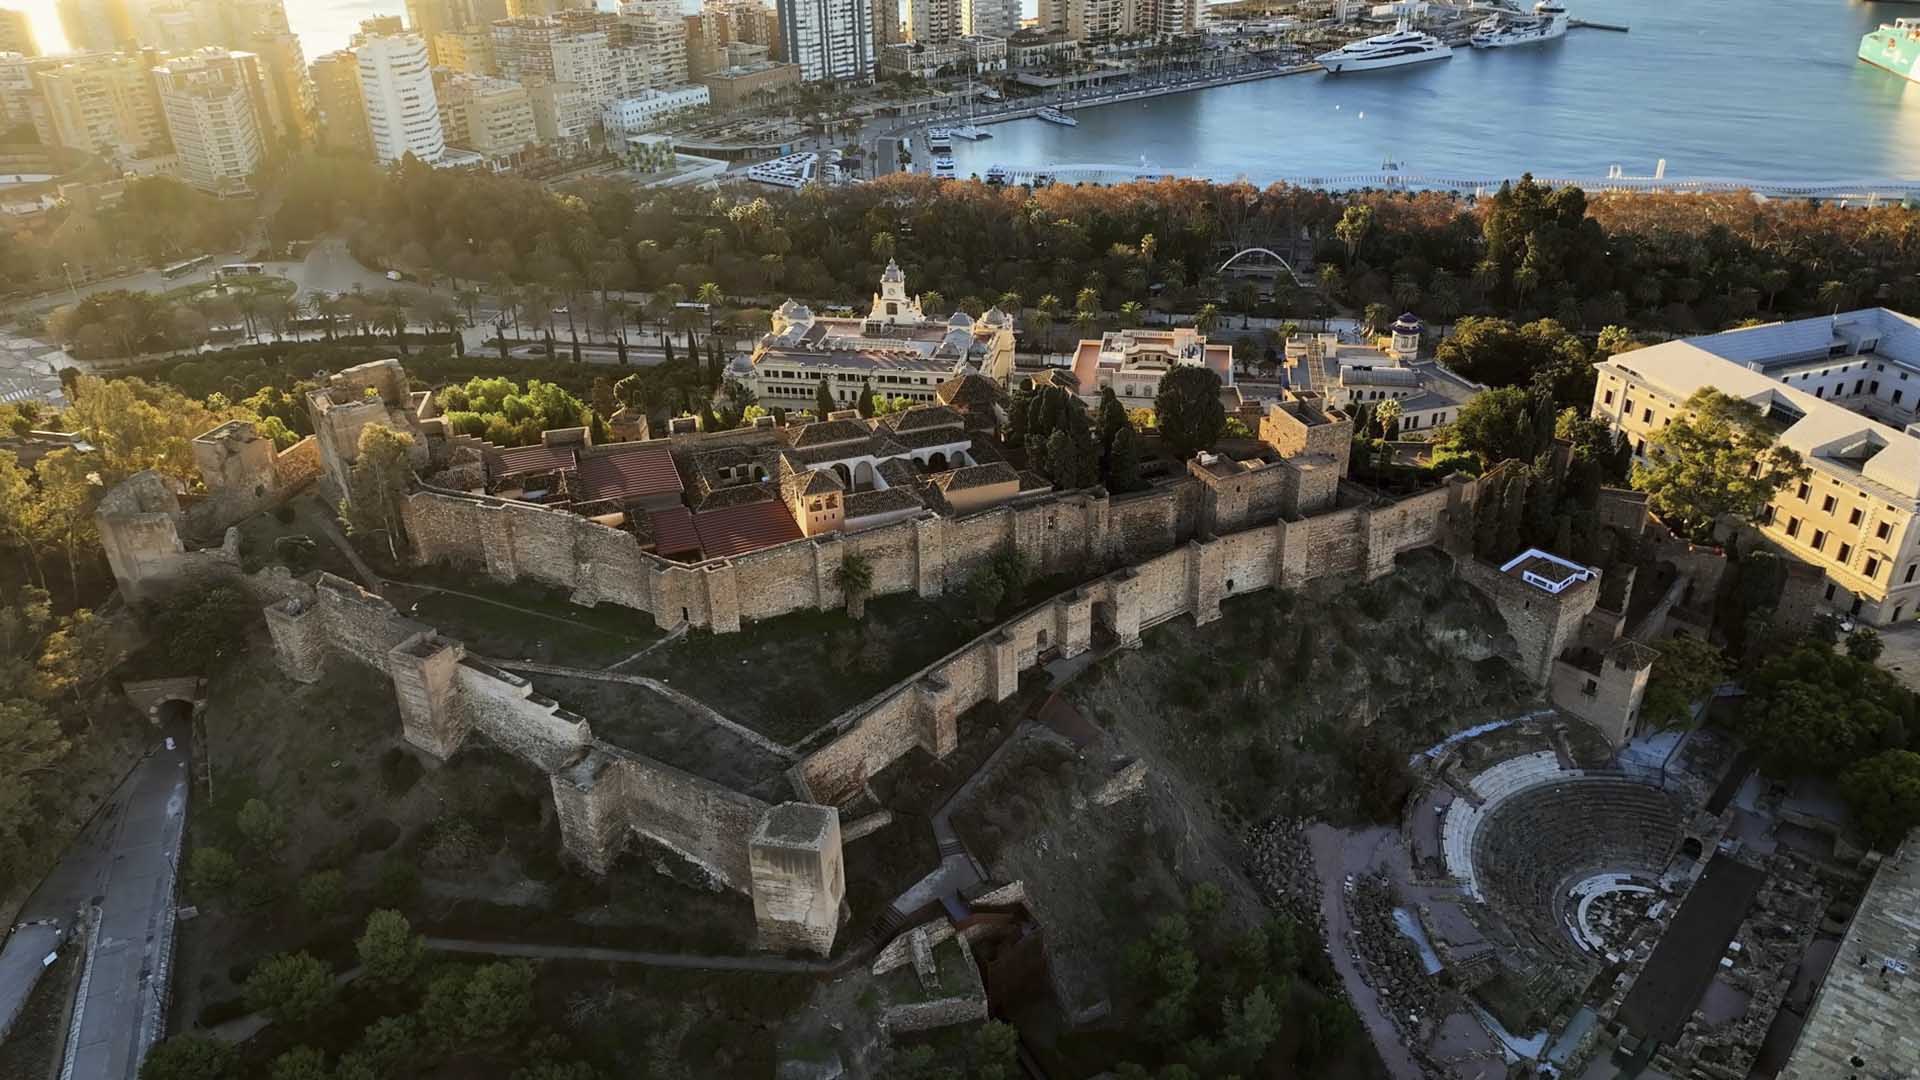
[693,501,803,559]
[885,404,965,432]
[698,483,778,510]
[785,418,873,449]
[1016,470,1052,492]
[576,441,683,502]
[648,506,701,556]
[937,373,1005,408]
[844,488,924,518]
[931,461,1019,492]
[493,443,577,478]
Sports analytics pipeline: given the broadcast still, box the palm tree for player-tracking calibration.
[1118,300,1143,328]
[1035,293,1060,351]
[696,281,725,343]
[1817,279,1852,313]
[1194,303,1219,336]
[832,553,874,620]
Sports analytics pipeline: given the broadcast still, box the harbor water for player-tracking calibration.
[952,0,1920,183]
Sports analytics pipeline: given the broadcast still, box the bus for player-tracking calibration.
[161,254,213,279]
[215,262,265,279]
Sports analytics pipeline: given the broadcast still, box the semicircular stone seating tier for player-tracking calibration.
[1442,753,1683,922]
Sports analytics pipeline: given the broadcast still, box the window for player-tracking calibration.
[1851,507,1864,526]
[1826,583,1837,601]
[1855,379,1865,394]
[1762,505,1776,524]
[1908,562,1917,584]
[1816,386,1825,398]
[1642,408,1653,423]
[1787,516,1801,537]
[1879,521,1894,541]
[1823,495,1837,513]
[1798,481,1811,501]
[1604,389,1614,405]
[1838,543,1851,563]
[1623,397,1634,414]
[1872,381,1881,394]
[1866,556,1881,578]
[1812,529,1827,550]
[1635,438,1645,455]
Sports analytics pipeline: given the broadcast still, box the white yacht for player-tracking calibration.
[925,127,954,153]
[1036,106,1079,126]
[1471,1,1570,48]
[932,155,957,179]
[1316,10,1453,73]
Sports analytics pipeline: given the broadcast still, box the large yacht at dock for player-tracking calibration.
[1316,10,1453,73]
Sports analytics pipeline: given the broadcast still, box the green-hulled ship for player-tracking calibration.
[1861,18,1920,84]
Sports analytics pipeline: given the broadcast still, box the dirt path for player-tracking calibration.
[422,937,840,973]
[482,658,796,761]
[1306,823,1429,1080]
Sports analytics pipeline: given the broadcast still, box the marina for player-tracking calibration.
[948,0,1920,185]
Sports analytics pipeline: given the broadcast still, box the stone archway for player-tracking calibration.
[123,676,207,725]
[832,463,851,488]
[853,460,876,492]
[928,451,950,472]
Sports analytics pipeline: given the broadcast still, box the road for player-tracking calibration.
[16,236,413,316]
[0,719,192,1080]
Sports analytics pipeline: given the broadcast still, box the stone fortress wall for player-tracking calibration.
[264,573,847,955]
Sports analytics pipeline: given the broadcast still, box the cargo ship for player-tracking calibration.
[1861,18,1920,84]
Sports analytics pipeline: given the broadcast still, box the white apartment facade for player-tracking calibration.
[778,0,874,82]
[1592,308,1920,626]
[150,47,267,194]
[602,83,709,132]
[961,0,1019,39]
[357,32,446,163]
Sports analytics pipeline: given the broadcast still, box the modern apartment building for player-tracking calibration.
[904,0,959,45]
[356,31,445,163]
[0,51,53,141]
[492,15,619,109]
[310,49,371,156]
[150,47,267,194]
[434,27,497,74]
[248,30,316,145]
[871,0,899,50]
[602,83,708,132]
[0,8,37,56]
[57,0,134,53]
[960,0,1018,39]
[778,0,873,82]
[617,0,691,91]
[36,49,170,162]
[1036,0,1194,39]
[435,71,535,163]
[1592,308,1920,625]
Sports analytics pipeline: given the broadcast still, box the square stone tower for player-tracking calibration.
[750,803,846,956]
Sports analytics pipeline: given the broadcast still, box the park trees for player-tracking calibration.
[1639,635,1729,729]
[357,909,426,990]
[244,952,337,1028]
[1735,645,1914,777]
[1153,366,1227,460]
[1631,388,1807,540]
[1842,749,1920,850]
[1443,386,1548,467]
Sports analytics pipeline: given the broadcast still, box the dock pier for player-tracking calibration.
[1569,18,1629,31]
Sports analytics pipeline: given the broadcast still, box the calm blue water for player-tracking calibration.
[951,0,1920,182]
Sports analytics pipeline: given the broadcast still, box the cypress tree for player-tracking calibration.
[815,378,836,418]
[857,379,877,418]
[1107,424,1143,493]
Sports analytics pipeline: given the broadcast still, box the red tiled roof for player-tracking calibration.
[577,441,683,502]
[648,506,701,556]
[693,500,802,559]
[493,443,577,477]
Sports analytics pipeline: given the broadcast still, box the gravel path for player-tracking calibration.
[1306,823,1430,1080]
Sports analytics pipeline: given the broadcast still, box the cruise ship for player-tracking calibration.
[1316,11,1453,73]
[1861,17,1920,84]
[1471,1,1570,48]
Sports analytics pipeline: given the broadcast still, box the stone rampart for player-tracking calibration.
[183,432,321,539]
[265,571,846,954]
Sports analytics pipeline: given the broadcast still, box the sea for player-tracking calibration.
[13,0,1920,184]
[948,0,1920,184]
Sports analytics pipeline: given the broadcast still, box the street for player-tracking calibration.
[0,717,191,1080]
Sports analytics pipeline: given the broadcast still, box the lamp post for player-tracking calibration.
[62,262,78,302]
